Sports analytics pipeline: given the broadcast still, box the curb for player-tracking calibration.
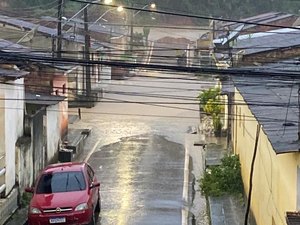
[4,206,28,225]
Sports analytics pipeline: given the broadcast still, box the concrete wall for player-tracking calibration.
[31,109,45,180]
[16,136,33,192]
[2,79,25,196]
[47,101,68,161]
[233,88,299,225]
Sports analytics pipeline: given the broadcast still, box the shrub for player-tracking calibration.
[199,155,243,196]
[197,87,221,109]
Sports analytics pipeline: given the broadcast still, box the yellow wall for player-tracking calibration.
[233,88,299,225]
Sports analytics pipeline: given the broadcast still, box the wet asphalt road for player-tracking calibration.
[71,71,215,225]
[90,134,184,225]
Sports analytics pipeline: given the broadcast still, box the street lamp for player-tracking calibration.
[129,2,156,52]
[89,5,123,29]
[61,0,113,28]
[134,3,156,16]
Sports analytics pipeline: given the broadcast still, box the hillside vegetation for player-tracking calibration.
[8,0,300,20]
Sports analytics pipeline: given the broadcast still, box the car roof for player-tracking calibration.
[42,162,87,174]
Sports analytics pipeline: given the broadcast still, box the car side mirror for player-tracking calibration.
[90,182,100,189]
[25,187,34,193]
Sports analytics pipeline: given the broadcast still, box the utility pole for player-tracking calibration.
[84,1,91,99]
[298,87,300,140]
[129,2,134,53]
[57,0,64,58]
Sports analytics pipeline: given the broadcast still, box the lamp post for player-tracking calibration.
[62,0,112,26]
[129,3,156,53]
[89,5,123,29]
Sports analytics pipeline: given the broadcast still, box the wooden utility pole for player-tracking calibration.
[84,1,91,98]
[57,0,64,58]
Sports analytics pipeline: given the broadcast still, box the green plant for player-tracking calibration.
[199,155,243,196]
[197,87,221,110]
[203,97,224,115]
[198,87,224,135]
[212,115,222,136]
[20,192,32,208]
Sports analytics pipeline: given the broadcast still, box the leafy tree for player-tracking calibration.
[115,0,300,20]
[7,0,300,23]
[9,0,50,8]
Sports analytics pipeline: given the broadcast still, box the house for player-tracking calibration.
[0,15,113,106]
[227,60,300,225]
[209,12,300,225]
[211,12,300,68]
[0,37,79,224]
[0,66,28,225]
[213,12,299,39]
[38,16,127,43]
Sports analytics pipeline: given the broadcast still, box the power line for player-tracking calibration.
[70,0,300,31]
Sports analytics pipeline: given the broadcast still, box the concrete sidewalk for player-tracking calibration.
[204,136,245,225]
[3,115,90,225]
[209,195,245,225]
[4,207,27,225]
[184,129,209,225]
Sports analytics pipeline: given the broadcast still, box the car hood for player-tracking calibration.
[31,191,88,209]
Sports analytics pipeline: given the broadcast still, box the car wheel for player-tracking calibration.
[89,211,96,225]
[95,197,101,213]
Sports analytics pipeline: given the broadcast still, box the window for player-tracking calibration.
[36,171,86,194]
[86,165,94,184]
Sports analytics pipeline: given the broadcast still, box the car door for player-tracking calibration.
[86,164,98,208]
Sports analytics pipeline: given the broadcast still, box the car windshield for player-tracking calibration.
[36,171,86,194]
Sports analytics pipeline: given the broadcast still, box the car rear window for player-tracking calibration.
[36,171,86,194]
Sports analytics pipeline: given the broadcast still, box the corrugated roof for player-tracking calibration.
[25,92,66,105]
[219,12,295,31]
[40,16,126,37]
[232,27,300,55]
[0,39,77,71]
[0,68,28,79]
[0,15,114,50]
[0,38,49,57]
[232,60,300,153]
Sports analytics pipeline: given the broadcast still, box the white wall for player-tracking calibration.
[4,79,24,195]
[47,102,64,160]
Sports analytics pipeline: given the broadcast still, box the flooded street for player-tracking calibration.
[70,71,214,225]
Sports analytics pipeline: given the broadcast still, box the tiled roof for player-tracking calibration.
[286,212,300,225]
[232,59,300,154]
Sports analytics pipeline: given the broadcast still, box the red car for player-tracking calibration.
[25,162,100,225]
